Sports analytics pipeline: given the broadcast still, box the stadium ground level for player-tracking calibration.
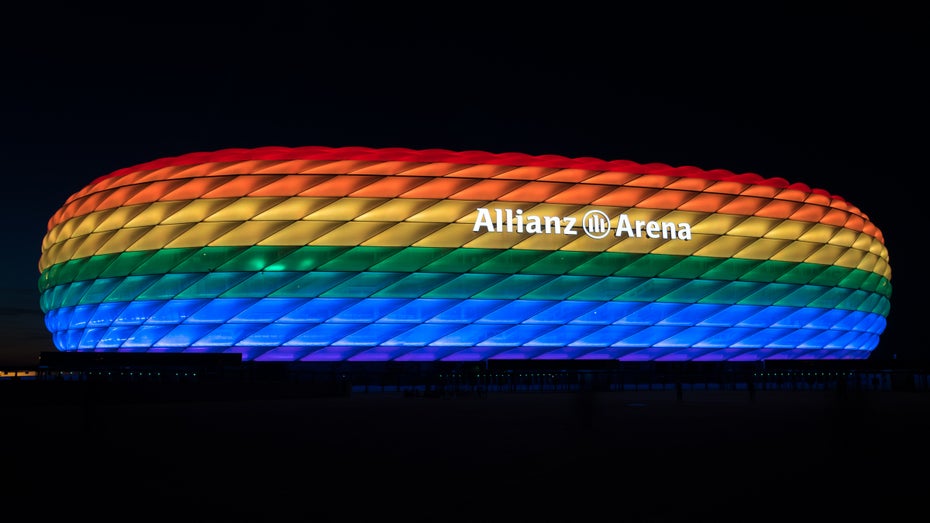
[4,379,929,521]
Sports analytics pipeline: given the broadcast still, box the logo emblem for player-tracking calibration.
[582,210,611,239]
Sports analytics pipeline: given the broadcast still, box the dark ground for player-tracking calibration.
[3,382,928,522]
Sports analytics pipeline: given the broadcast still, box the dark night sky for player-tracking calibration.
[1,2,925,365]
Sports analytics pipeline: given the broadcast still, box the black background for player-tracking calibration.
[2,2,925,365]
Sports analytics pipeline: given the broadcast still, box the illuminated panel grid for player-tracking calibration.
[37,146,891,362]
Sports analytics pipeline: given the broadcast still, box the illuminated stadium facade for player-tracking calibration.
[38,146,891,363]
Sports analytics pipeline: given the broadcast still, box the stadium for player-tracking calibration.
[37,146,891,366]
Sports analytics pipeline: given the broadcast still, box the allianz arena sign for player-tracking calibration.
[473,208,693,241]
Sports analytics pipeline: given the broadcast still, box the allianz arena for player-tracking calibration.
[38,146,891,362]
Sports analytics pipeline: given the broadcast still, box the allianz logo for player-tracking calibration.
[472,208,693,241]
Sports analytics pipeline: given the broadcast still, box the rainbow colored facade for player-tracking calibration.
[38,146,891,362]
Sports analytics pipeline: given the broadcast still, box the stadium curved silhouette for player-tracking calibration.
[38,146,891,363]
